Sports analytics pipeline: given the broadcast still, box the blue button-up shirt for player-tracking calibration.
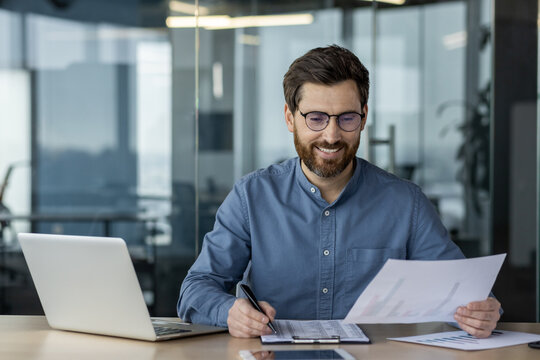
[177,157,464,327]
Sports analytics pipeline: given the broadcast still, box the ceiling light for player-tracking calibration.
[166,15,230,28]
[166,14,314,29]
[362,0,406,5]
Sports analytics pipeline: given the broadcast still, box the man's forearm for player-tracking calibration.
[177,273,237,327]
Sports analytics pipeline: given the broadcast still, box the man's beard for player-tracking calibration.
[293,130,360,178]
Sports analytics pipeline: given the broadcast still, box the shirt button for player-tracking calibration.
[322,288,328,294]
[310,187,316,193]
[323,250,330,256]
[324,210,330,216]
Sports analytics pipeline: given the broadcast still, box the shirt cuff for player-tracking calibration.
[216,296,236,327]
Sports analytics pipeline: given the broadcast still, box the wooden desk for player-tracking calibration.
[1,316,539,359]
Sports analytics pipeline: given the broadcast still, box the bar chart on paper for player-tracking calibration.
[388,330,540,350]
[359,279,461,319]
[344,254,506,324]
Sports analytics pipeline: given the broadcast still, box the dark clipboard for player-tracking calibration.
[261,335,371,345]
[260,325,371,345]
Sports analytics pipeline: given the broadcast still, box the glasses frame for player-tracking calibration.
[298,110,365,132]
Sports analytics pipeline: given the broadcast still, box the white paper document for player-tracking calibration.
[261,319,369,344]
[343,254,506,324]
[388,330,540,351]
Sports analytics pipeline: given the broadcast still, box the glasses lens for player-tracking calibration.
[305,112,329,131]
[338,113,362,131]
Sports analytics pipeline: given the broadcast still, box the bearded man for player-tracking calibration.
[177,45,501,339]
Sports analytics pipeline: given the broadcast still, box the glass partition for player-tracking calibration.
[0,6,172,314]
[372,3,469,249]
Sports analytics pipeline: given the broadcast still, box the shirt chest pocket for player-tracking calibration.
[346,248,405,299]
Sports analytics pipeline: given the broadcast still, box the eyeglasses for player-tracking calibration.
[299,110,365,132]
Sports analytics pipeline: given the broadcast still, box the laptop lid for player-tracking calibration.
[17,233,226,341]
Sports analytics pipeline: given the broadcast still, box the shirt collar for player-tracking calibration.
[294,157,364,205]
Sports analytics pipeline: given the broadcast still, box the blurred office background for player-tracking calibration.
[0,0,538,321]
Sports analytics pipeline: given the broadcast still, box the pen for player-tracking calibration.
[239,284,277,334]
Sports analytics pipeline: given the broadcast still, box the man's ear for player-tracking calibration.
[285,103,295,133]
[360,103,368,131]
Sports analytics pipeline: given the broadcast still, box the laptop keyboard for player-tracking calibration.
[154,326,191,336]
[152,320,192,337]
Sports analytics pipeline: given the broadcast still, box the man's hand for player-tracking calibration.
[227,298,276,338]
[454,297,501,338]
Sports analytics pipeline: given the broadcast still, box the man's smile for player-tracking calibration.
[314,145,344,160]
[316,146,340,153]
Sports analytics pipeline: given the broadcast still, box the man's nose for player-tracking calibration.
[321,116,342,144]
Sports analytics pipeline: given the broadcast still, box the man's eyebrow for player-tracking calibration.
[303,109,362,114]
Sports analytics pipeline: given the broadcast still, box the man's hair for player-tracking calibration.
[283,45,370,114]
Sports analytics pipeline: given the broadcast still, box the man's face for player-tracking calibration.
[285,80,367,179]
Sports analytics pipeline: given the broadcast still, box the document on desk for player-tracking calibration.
[388,330,540,350]
[260,319,370,344]
[343,254,506,324]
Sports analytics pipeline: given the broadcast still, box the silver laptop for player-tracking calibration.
[18,233,227,341]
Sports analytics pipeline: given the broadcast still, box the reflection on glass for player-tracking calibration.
[27,14,171,236]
